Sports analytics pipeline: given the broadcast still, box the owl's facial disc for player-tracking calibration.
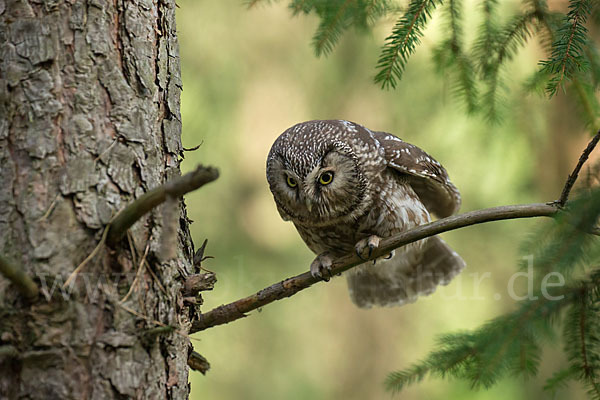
[298,150,365,224]
[267,146,366,225]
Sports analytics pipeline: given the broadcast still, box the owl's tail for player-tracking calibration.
[345,236,465,308]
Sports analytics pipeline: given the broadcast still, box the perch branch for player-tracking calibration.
[107,164,219,246]
[558,130,600,206]
[191,202,559,333]
[0,255,39,300]
[190,132,599,333]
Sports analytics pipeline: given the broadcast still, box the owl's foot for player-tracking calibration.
[310,252,334,281]
[355,235,381,261]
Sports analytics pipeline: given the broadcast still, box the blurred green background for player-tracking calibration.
[177,1,595,399]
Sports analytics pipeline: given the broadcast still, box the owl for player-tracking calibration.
[266,120,465,308]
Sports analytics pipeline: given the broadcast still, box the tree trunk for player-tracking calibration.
[0,0,197,398]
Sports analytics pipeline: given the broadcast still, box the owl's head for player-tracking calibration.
[266,121,368,226]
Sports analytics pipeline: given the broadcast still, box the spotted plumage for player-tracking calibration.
[266,120,465,308]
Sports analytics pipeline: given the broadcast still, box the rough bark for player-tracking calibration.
[0,0,197,398]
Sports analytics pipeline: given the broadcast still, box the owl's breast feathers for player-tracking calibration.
[294,172,431,257]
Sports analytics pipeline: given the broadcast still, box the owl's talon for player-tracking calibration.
[356,247,367,261]
[310,253,333,282]
[384,250,395,260]
[355,235,381,260]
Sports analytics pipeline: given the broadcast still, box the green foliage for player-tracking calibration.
[374,0,441,89]
[562,286,600,399]
[288,0,392,56]
[267,0,600,129]
[478,8,541,121]
[539,0,593,97]
[386,190,600,397]
[432,0,478,113]
[519,190,600,279]
[385,290,566,392]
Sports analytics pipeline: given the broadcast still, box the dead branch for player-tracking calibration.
[558,130,600,206]
[107,164,219,246]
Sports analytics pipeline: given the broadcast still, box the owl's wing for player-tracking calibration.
[372,131,461,218]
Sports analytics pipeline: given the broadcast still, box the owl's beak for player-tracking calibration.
[305,198,313,213]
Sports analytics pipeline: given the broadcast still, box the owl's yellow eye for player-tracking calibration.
[319,171,334,185]
[286,176,297,188]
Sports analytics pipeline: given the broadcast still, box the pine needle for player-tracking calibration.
[374,0,441,89]
[539,0,593,97]
[432,0,478,113]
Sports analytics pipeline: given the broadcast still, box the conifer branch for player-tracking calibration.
[272,0,598,119]
[472,0,498,75]
[434,0,478,112]
[571,77,600,133]
[578,290,592,385]
[289,0,311,15]
[363,0,389,24]
[534,6,599,130]
[374,0,440,89]
[544,366,579,393]
[386,270,600,393]
[245,0,263,8]
[312,0,352,56]
[481,9,539,121]
[561,283,600,399]
[540,0,593,96]
[578,288,600,399]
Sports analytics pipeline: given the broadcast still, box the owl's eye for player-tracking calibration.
[319,171,334,185]
[286,176,298,188]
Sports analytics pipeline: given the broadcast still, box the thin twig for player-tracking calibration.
[63,226,109,288]
[146,263,167,295]
[126,231,139,267]
[142,325,176,337]
[183,140,203,152]
[94,138,118,162]
[0,255,39,300]
[120,240,151,303]
[106,164,219,246]
[119,303,171,328]
[117,303,201,343]
[558,130,600,206]
[37,194,60,222]
[191,202,559,333]
[160,194,178,261]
